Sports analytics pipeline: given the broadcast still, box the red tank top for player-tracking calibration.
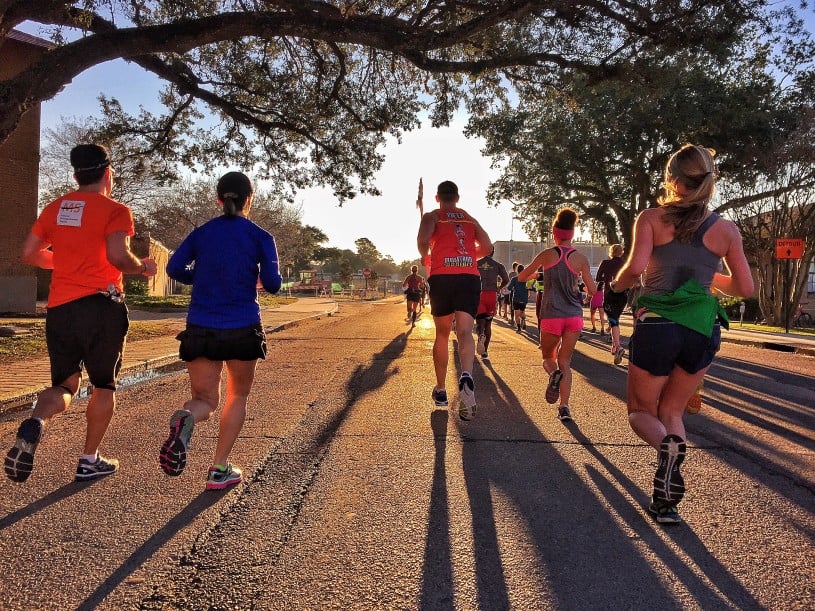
[428,208,480,277]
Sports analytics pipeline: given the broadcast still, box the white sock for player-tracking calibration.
[80,453,98,463]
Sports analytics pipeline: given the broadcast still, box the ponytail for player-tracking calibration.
[659,144,717,243]
[220,192,242,217]
[216,171,253,218]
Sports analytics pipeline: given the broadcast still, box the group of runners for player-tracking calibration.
[5,144,281,492]
[416,145,753,524]
[6,143,754,526]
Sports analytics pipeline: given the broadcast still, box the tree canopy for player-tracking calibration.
[2,0,767,201]
[467,4,814,249]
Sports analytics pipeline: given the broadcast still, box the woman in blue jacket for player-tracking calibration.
[160,171,282,490]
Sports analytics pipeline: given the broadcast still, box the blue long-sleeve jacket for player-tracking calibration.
[167,215,282,329]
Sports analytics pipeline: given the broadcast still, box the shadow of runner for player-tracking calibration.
[565,417,764,610]
[456,363,683,609]
[77,491,223,611]
[0,481,92,531]
[420,409,454,610]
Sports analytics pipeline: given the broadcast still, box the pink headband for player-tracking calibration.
[552,227,574,241]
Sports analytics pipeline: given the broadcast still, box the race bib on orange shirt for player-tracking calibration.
[56,200,86,227]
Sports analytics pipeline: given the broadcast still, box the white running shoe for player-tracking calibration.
[458,374,477,421]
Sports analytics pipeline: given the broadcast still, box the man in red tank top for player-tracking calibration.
[417,181,492,421]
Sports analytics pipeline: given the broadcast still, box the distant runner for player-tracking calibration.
[402,265,426,325]
[475,248,509,360]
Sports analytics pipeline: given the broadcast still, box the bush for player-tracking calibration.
[125,278,149,295]
[718,295,760,321]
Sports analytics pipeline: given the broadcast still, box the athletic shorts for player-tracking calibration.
[428,274,481,318]
[629,316,721,376]
[476,290,498,319]
[405,289,422,303]
[45,293,129,391]
[603,290,628,326]
[502,292,511,305]
[177,323,267,362]
[590,290,604,309]
[512,301,528,312]
[540,316,584,336]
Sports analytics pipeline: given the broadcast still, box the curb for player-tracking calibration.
[0,303,339,415]
[720,334,815,357]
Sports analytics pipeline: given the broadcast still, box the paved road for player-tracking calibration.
[0,299,812,610]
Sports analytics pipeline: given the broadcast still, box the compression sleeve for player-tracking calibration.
[166,233,196,285]
[258,233,282,294]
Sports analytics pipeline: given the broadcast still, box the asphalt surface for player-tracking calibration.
[0,298,812,610]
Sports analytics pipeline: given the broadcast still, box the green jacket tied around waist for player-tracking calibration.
[636,278,729,337]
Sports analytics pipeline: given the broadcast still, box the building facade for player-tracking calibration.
[0,31,51,313]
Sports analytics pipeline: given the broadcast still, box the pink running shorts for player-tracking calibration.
[540,316,584,336]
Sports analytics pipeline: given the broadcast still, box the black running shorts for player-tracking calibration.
[603,289,628,326]
[177,323,267,362]
[427,274,481,318]
[45,293,129,391]
[405,289,422,303]
[629,317,721,376]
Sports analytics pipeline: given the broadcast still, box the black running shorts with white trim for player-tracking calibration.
[629,316,720,376]
[45,293,129,391]
[427,274,481,319]
[177,323,267,362]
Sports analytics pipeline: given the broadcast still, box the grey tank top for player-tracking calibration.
[642,212,721,296]
[542,246,583,319]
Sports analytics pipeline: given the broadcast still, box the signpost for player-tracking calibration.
[362,267,371,293]
[775,238,805,334]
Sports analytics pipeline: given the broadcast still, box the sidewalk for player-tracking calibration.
[0,296,339,412]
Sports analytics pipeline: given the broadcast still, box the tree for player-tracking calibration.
[467,6,814,248]
[38,116,178,211]
[354,237,381,265]
[2,1,765,201]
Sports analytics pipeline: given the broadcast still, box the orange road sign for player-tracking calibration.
[775,238,804,259]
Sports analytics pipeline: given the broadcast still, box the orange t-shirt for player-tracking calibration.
[428,208,480,277]
[32,191,135,307]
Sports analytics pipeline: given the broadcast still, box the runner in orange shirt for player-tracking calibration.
[402,265,426,325]
[5,144,157,484]
[417,180,492,421]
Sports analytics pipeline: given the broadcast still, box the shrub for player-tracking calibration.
[125,278,148,295]
[718,295,760,321]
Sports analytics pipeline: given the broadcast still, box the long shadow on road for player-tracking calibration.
[447,355,700,608]
[78,491,223,610]
[571,344,815,512]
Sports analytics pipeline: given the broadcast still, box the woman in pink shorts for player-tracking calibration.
[518,208,596,422]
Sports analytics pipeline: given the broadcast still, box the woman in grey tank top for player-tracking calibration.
[518,208,597,423]
[608,144,754,524]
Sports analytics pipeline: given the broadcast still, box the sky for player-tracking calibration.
[32,53,532,264]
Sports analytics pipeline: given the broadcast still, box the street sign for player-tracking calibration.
[775,238,804,259]
[362,267,371,278]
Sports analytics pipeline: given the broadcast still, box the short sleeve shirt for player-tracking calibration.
[32,191,135,307]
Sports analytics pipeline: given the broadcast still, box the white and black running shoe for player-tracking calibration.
[4,418,43,483]
[653,434,686,504]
